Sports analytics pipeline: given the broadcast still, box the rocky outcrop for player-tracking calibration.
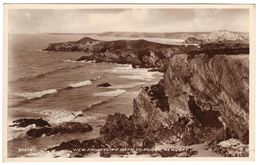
[10,118,51,128]
[43,37,101,52]
[26,122,93,138]
[163,54,249,143]
[48,113,196,157]
[132,80,171,130]
[97,83,111,87]
[76,39,183,71]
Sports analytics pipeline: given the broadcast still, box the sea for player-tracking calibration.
[7,34,167,158]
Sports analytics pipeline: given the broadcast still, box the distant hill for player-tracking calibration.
[97,30,249,44]
[98,31,208,40]
[194,30,249,43]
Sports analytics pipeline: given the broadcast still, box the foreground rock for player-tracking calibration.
[26,122,92,138]
[10,118,51,128]
[208,138,249,157]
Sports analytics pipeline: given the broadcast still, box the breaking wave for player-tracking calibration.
[109,82,145,89]
[81,100,112,111]
[107,64,162,81]
[13,65,84,82]
[93,89,126,97]
[67,80,92,88]
[14,89,58,100]
[11,76,102,107]
[66,76,101,89]
[64,59,96,64]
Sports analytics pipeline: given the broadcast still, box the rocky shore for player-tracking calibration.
[37,34,250,157]
[43,36,249,72]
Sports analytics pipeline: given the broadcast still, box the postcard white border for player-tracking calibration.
[2,3,256,162]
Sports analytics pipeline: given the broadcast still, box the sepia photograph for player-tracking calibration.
[3,4,255,161]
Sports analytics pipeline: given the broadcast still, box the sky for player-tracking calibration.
[8,8,249,34]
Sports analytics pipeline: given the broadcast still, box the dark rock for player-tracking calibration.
[181,132,200,146]
[82,139,108,149]
[100,113,135,135]
[97,83,111,87]
[10,118,51,128]
[48,139,83,151]
[48,138,107,153]
[188,95,223,128]
[26,127,52,138]
[26,122,92,138]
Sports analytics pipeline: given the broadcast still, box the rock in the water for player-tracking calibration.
[97,83,111,87]
[10,118,51,128]
[26,122,92,138]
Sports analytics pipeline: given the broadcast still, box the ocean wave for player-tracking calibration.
[67,80,92,88]
[118,75,154,81]
[107,64,160,81]
[45,110,85,124]
[93,89,126,97]
[10,89,58,108]
[11,76,102,107]
[110,82,145,89]
[14,89,58,100]
[13,65,83,82]
[81,100,112,111]
[66,76,101,89]
[64,59,96,64]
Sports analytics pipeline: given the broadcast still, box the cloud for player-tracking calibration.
[8,8,249,34]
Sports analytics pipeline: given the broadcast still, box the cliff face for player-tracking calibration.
[132,80,172,130]
[133,53,249,144]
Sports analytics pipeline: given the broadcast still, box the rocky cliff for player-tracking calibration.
[133,54,249,143]
[164,54,249,142]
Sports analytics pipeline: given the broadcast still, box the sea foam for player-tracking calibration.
[68,80,92,88]
[14,89,58,100]
[94,89,126,97]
